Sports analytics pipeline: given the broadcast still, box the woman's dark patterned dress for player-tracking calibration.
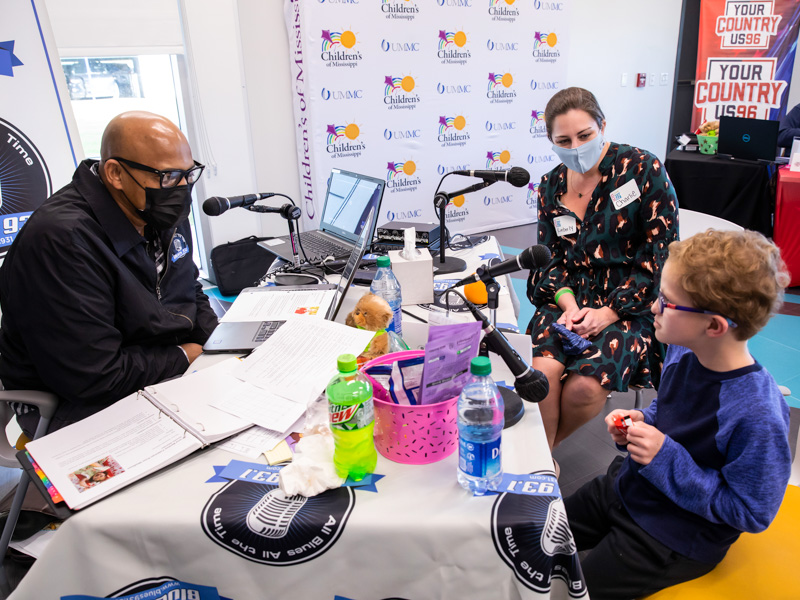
[526,143,679,392]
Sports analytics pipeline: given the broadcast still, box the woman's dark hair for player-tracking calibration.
[544,87,605,141]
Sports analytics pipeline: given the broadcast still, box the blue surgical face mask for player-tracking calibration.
[551,133,606,174]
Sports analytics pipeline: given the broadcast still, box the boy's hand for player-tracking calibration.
[625,422,665,466]
[604,409,643,445]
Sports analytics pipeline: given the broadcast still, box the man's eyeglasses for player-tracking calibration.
[111,157,205,189]
[657,291,738,328]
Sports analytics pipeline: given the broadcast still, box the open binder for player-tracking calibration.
[22,359,255,510]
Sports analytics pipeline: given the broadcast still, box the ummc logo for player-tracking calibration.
[487,40,519,51]
[483,195,514,206]
[321,88,364,100]
[387,209,423,221]
[530,80,559,91]
[381,40,420,52]
[384,129,421,140]
[534,0,564,9]
[437,164,469,175]
[527,154,558,164]
[486,121,516,131]
[437,0,472,6]
[437,83,472,94]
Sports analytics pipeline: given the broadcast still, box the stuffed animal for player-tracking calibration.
[345,293,393,360]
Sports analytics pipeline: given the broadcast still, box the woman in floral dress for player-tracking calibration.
[527,87,679,450]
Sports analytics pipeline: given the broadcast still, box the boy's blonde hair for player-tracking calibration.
[667,229,789,340]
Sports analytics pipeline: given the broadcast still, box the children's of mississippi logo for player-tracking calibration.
[321,29,362,67]
[384,75,420,110]
[445,193,469,224]
[487,150,512,168]
[530,109,547,138]
[489,0,520,22]
[202,479,355,565]
[386,161,421,193]
[438,30,471,64]
[527,182,540,210]
[533,32,560,63]
[487,72,516,103]
[382,0,419,20]
[326,123,364,158]
[438,115,470,147]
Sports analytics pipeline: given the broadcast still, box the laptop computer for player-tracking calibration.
[203,207,375,353]
[717,116,779,161]
[261,168,385,262]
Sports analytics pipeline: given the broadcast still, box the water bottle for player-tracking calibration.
[370,255,403,337]
[327,353,377,481]
[457,356,504,495]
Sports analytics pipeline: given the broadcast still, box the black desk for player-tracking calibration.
[664,149,774,236]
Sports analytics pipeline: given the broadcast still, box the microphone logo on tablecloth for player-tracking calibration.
[202,479,355,565]
[491,473,587,597]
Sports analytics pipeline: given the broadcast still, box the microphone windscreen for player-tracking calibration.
[518,245,552,270]
[464,280,488,305]
[202,197,223,216]
[508,167,531,188]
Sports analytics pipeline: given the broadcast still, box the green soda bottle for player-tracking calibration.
[327,353,377,481]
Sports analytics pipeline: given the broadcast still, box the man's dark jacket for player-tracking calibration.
[0,159,218,431]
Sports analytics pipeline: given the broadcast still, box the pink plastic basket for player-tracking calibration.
[360,350,458,465]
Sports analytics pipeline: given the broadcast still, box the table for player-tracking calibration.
[775,166,800,286]
[10,239,586,600]
[664,149,774,236]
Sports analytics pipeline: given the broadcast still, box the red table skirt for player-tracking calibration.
[775,166,800,287]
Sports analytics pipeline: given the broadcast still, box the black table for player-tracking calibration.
[664,149,774,236]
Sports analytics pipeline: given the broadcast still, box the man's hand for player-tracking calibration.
[604,409,643,445]
[625,422,665,466]
[180,343,203,365]
[570,306,620,338]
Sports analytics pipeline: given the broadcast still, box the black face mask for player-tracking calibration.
[138,185,193,232]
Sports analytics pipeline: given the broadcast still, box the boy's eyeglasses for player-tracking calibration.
[111,157,205,189]
[657,291,738,328]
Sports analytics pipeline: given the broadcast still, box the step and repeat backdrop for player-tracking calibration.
[692,0,800,130]
[285,0,571,234]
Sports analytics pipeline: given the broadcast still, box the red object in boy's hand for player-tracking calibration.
[613,415,633,435]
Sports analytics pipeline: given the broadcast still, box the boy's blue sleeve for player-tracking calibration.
[637,373,791,533]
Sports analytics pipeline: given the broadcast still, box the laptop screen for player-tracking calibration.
[319,169,385,244]
[326,206,375,321]
[718,116,779,161]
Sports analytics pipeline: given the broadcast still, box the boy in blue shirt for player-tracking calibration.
[564,230,792,599]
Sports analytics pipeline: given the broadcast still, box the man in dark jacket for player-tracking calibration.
[0,111,218,434]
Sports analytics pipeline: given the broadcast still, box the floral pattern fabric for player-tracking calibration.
[526,143,679,391]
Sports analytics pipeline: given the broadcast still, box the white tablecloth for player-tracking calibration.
[10,237,588,600]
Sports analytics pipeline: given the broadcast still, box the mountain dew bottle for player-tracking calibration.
[327,354,377,481]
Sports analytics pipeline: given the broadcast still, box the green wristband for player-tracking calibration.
[554,288,575,305]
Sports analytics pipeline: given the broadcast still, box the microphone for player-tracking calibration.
[463,300,549,403]
[202,193,276,216]
[452,166,530,188]
[452,245,551,287]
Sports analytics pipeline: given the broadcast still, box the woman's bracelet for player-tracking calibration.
[554,288,575,305]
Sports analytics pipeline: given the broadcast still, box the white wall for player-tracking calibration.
[565,1,683,159]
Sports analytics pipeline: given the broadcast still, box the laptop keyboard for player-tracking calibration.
[252,320,287,343]
[300,232,350,258]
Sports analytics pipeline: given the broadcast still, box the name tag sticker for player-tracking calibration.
[554,215,577,237]
[610,179,641,210]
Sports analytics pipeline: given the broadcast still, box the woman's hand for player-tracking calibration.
[556,305,583,330]
[570,306,620,338]
[625,422,665,466]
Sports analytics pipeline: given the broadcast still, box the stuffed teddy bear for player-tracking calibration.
[345,293,393,360]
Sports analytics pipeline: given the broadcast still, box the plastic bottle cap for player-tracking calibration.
[337,353,358,373]
[376,255,391,268]
[470,356,492,376]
